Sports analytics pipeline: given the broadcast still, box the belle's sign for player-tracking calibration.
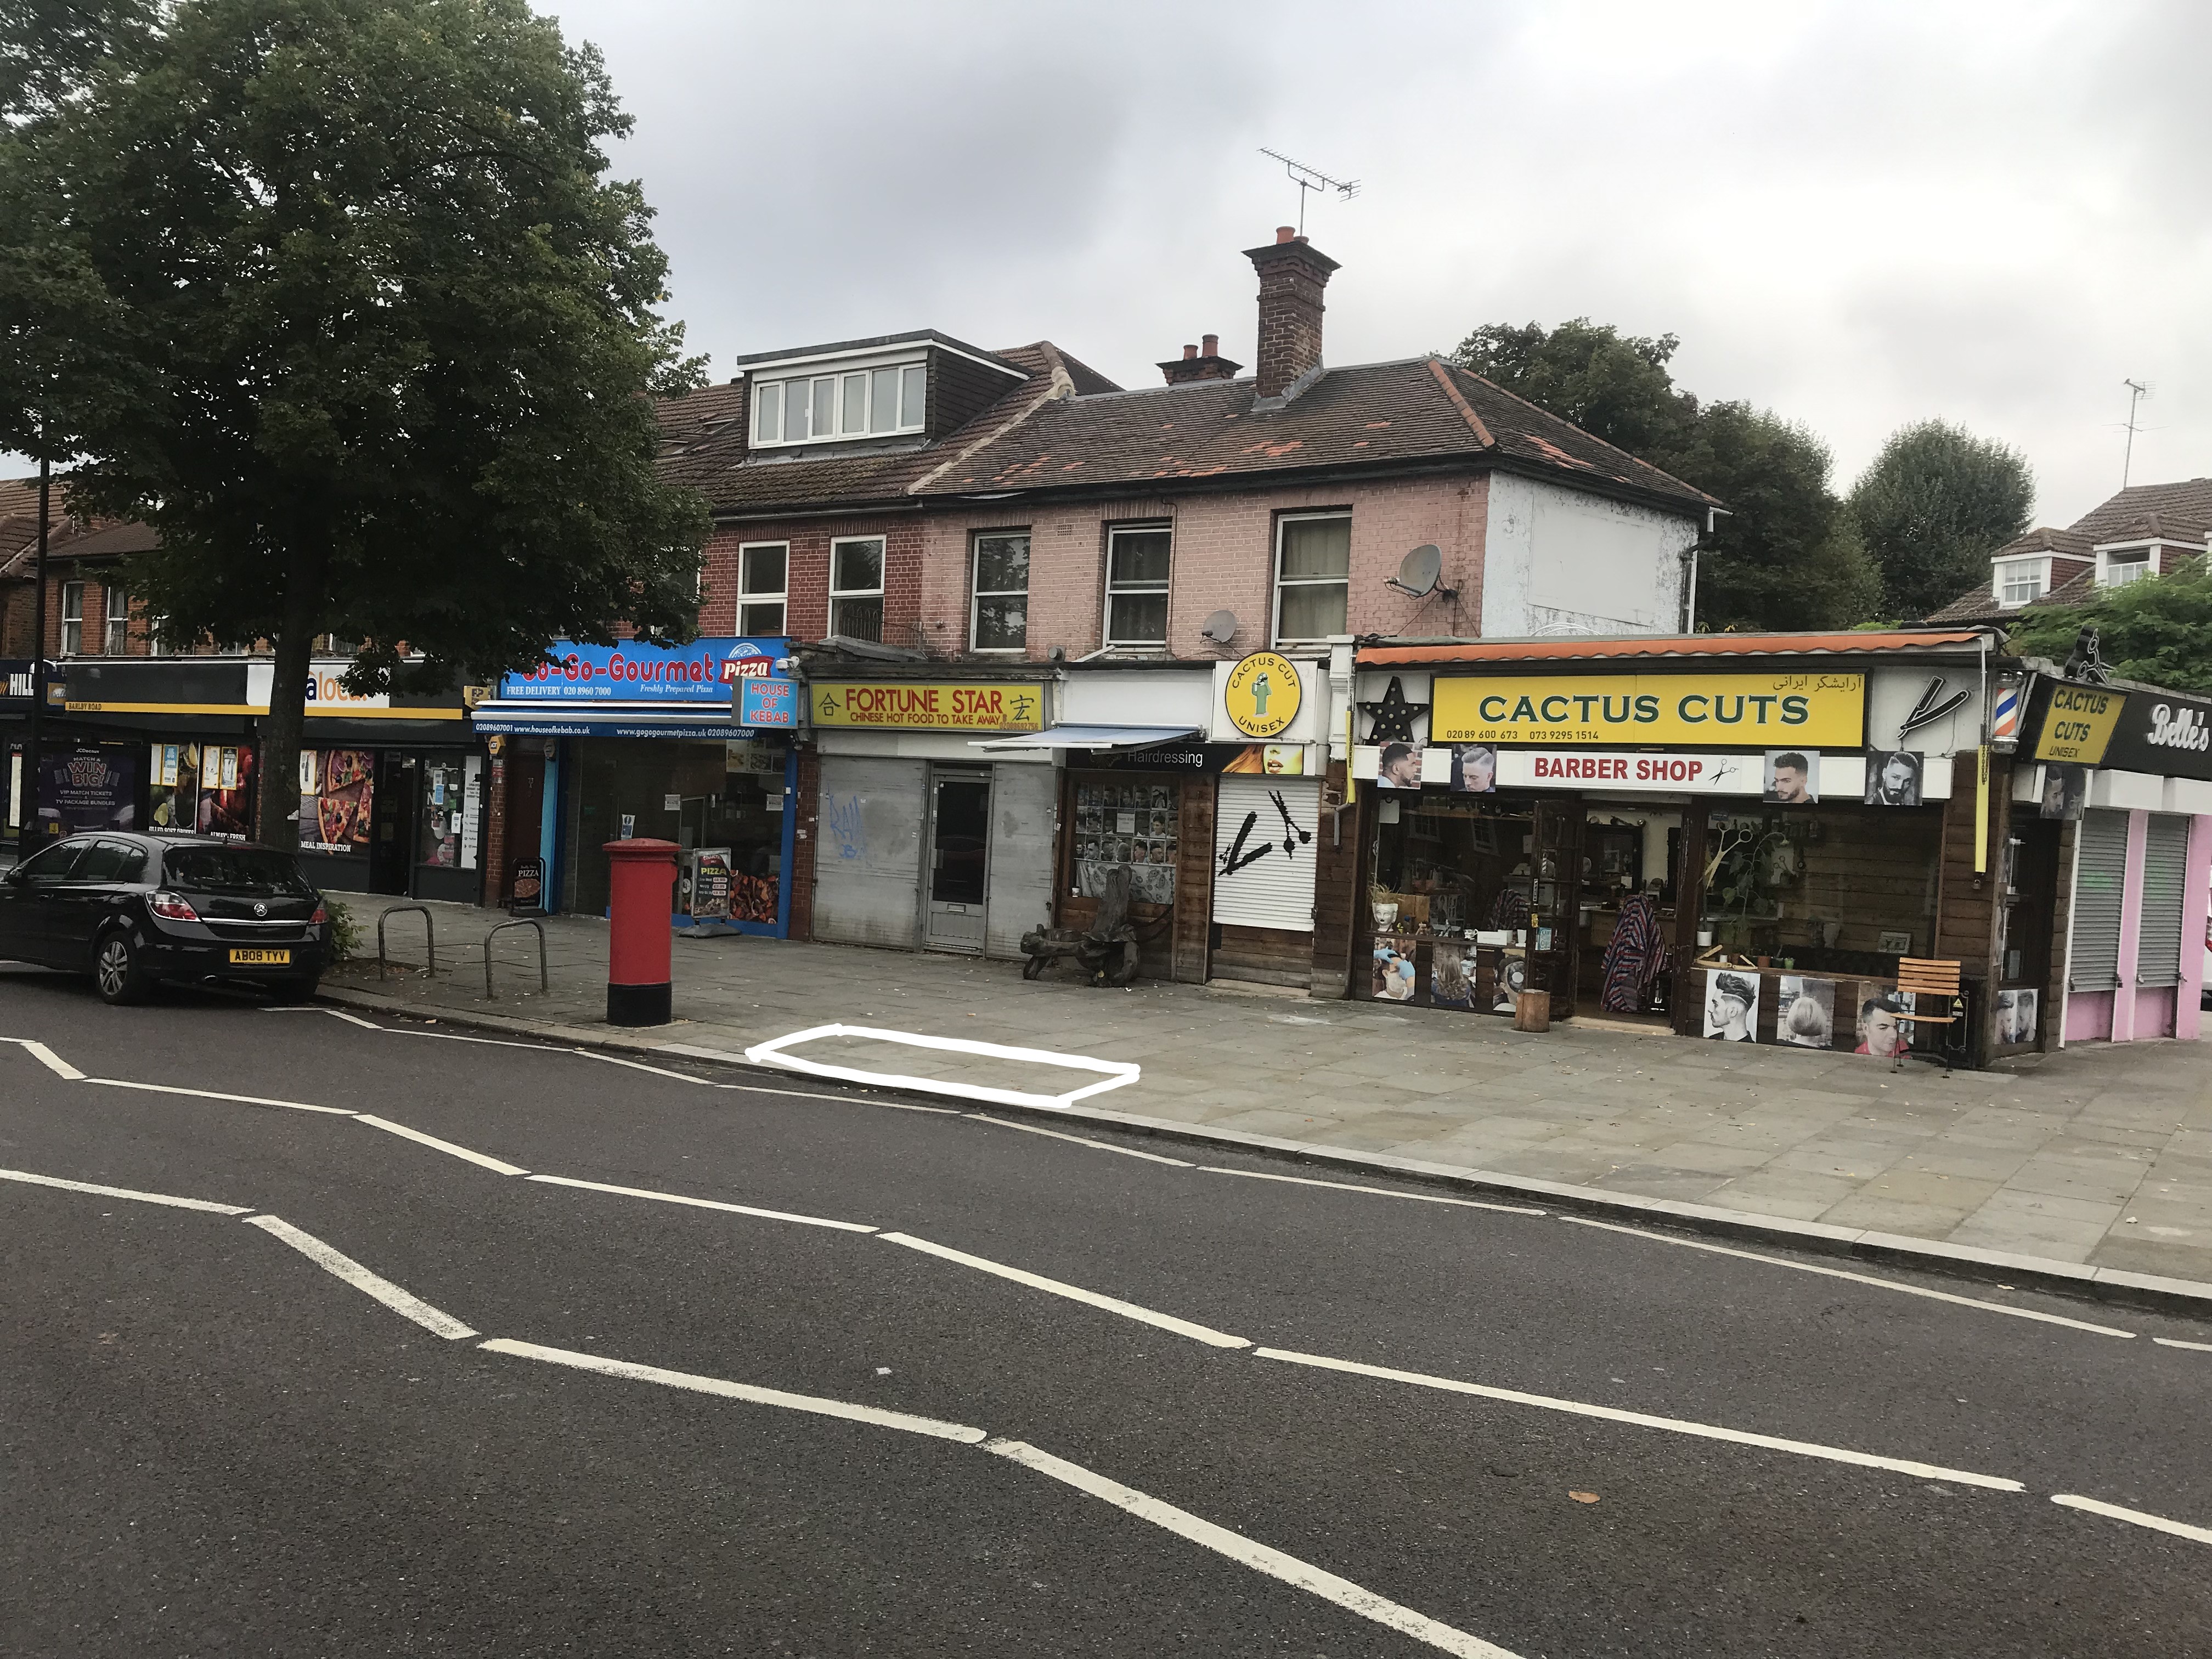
[1432,672,1864,748]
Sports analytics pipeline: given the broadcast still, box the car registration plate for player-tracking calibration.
[228,948,291,966]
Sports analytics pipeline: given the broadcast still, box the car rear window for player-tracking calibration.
[160,847,314,896]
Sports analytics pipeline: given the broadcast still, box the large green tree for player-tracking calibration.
[1847,418,2034,619]
[0,0,709,849]
[2012,560,2212,693]
[1451,319,1880,631]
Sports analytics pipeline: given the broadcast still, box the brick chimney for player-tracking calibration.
[1244,226,1339,400]
[1158,331,1243,386]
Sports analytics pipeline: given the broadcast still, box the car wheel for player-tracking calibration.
[93,931,151,1006]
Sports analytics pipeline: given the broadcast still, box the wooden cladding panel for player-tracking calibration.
[1173,776,1215,984]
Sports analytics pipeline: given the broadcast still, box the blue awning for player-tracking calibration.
[970,724,1199,752]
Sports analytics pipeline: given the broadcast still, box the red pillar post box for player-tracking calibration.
[604,837,678,1026]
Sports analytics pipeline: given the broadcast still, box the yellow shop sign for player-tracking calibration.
[1432,672,1865,747]
[811,681,1043,732]
[2030,681,2125,765]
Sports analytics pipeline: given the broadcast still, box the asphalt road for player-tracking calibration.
[4,966,2212,1657]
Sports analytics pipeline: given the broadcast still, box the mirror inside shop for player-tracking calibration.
[571,737,786,920]
[1368,793,1942,1025]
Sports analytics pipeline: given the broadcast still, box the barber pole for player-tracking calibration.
[1990,675,2024,752]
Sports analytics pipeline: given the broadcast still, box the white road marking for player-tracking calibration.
[969,1113,1194,1166]
[356,1114,528,1176]
[2052,1493,2212,1547]
[244,1215,477,1339]
[1199,1165,1545,1216]
[0,1166,250,1215]
[744,1022,1140,1111]
[86,1078,356,1116]
[2154,1336,2212,1352]
[1,1037,86,1080]
[1254,1347,2024,1492]
[526,1173,876,1232]
[721,1080,963,1113]
[878,1231,1249,1348]
[480,1338,986,1442]
[1556,1214,2136,1339]
[574,1048,715,1085]
[262,1007,379,1028]
[986,1438,1521,1658]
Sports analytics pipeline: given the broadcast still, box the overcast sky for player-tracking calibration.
[540,0,2209,531]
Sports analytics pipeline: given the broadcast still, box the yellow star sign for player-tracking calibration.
[1224,651,1302,738]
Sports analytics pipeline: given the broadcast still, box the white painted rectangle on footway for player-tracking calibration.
[742,1023,1139,1111]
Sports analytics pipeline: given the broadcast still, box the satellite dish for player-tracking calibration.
[1387,543,1454,600]
[1200,610,1240,645]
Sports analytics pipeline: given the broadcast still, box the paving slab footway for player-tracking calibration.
[326,894,2212,1302]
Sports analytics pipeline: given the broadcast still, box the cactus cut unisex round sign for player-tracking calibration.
[1223,651,1303,738]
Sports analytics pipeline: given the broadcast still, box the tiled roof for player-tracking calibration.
[1921,587,2017,626]
[1990,526,2093,560]
[2068,478,2212,544]
[47,520,158,558]
[993,342,1123,397]
[1359,629,1990,666]
[910,356,1717,511]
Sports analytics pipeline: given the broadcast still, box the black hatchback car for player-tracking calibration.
[0,833,330,1003]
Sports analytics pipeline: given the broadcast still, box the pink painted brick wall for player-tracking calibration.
[914,473,1491,660]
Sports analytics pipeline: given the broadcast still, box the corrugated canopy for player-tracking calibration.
[970,724,1199,752]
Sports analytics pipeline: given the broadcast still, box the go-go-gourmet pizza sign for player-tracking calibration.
[1431,672,1864,748]
[810,680,1044,732]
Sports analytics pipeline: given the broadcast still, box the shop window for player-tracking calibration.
[60,581,83,654]
[1073,777,1177,904]
[1274,513,1350,645]
[738,543,787,635]
[829,537,884,642]
[970,531,1030,653]
[105,586,130,653]
[1104,526,1171,647]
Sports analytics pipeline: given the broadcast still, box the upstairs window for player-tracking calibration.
[829,537,885,642]
[1995,558,2048,607]
[753,362,926,447]
[2101,545,2152,588]
[1274,512,1351,645]
[1104,527,1171,648]
[970,532,1030,653]
[60,581,83,654]
[738,543,787,635]
[105,586,130,653]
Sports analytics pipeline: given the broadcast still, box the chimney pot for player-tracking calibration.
[1244,231,1340,399]
[1275,225,1295,244]
[1182,343,1198,359]
[1201,333,1219,356]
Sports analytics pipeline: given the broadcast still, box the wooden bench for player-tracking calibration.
[1893,957,1963,1070]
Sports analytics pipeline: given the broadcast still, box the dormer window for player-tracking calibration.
[2100,545,2153,588]
[1995,556,2049,607]
[752,359,926,447]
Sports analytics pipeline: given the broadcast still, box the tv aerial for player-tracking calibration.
[1385,544,1456,602]
[1259,149,1359,236]
[1200,609,1240,645]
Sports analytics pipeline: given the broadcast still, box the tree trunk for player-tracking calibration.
[255,545,328,852]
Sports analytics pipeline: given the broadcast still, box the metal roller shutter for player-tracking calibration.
[812,757,924,949]
[985,763,1057,960]
[2135,813,2191,988]
[1211,775,1320,932]
[2067,809,2127,992]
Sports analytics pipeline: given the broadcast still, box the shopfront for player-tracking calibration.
[471,637,797,933]
[1348,633,2004,1064]
[805,669,1053,957]
[37,658,256,845]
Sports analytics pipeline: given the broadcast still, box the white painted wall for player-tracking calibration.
[1479,473,1696,638]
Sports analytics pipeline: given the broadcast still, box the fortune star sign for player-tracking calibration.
[1359,676,1429,746]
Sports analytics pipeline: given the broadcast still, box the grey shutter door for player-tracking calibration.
[2067,809,2128,992]
[2135,812,2190,988]
[812,757,924,949]
[985,763,1057,960]
[1210,776,1319,932]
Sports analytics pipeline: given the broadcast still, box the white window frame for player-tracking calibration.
[969,529,1031,654]
[1272,511,1353,647]
[59,580,83,655]
[737,541,789,636]
[1102,524,1173,650]
[751,357,927,450]
[828,535,886,642]
[103,584,129,653]
[1993,555,2050,608]
[2098,543,2154,588]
